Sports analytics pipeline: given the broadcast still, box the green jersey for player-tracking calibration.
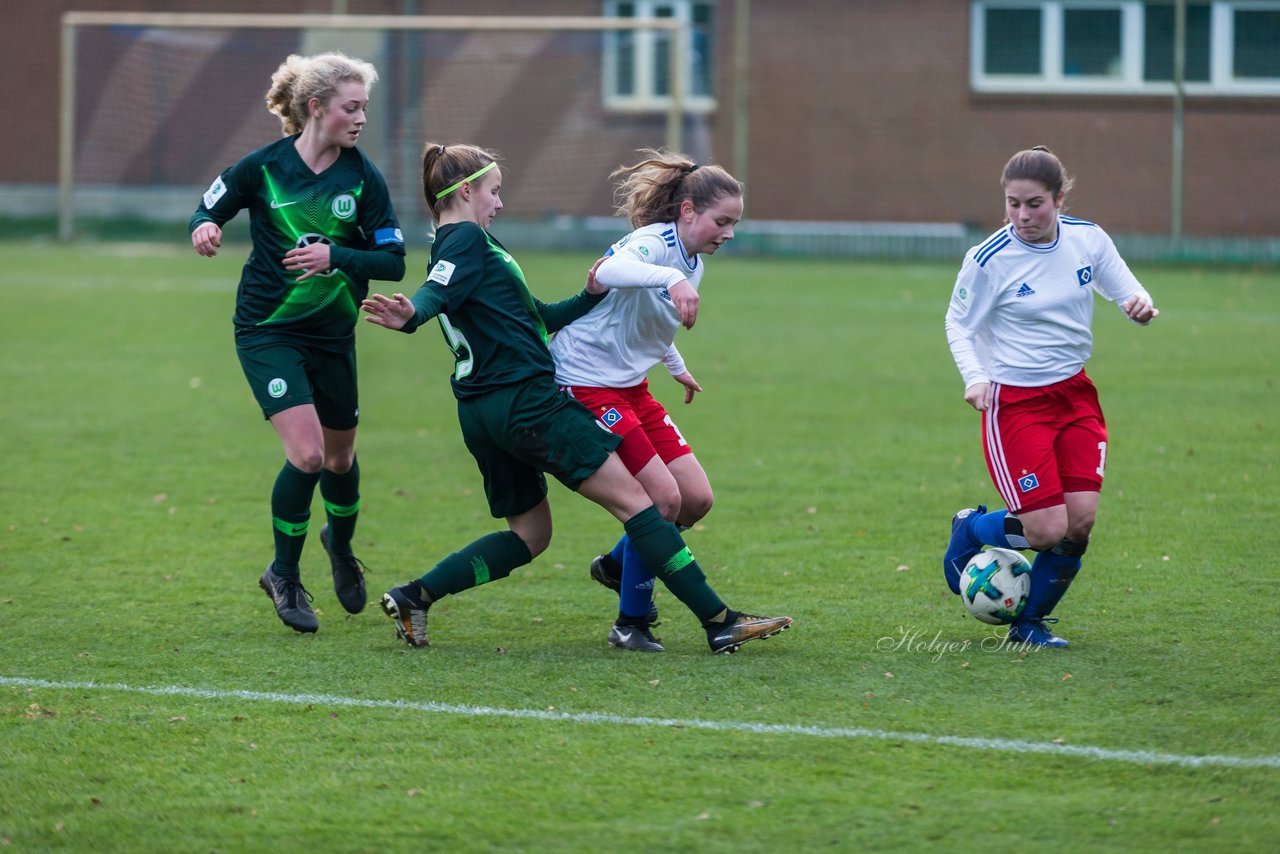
[403,222,605,399]
[189,135,405,350]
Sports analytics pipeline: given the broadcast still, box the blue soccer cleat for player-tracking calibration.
[943,504,987,595]
[1007,618,1069,648]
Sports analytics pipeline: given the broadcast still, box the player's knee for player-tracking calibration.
[1066,515,1096,542]
[508,517,552,558]
[1024,519,1068,552]
[291,449,325,473]
[651,485,683,523]
[677,488,713,527]
[517,528,551,559]
[323,449,356,474]
[1051,536,1089,558]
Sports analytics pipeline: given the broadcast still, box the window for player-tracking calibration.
[972,1,1280,95]
[604,0,716,111]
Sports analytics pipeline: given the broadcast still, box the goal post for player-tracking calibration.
[58,11,691,241]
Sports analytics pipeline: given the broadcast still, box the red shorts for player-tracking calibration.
[563,380,693,476]
[982,370,1108,513]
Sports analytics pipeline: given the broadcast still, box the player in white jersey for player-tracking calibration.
[553,151,788,653]
[943,146,1159,647]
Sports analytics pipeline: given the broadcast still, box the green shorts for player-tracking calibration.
[235,332,359,429]
[457,378,623,519]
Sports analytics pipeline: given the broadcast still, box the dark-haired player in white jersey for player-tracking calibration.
[189,53,405,634]
[943,146,1159,647]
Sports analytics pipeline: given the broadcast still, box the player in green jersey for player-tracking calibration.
[189,53,406,635]
[361,142,791,654]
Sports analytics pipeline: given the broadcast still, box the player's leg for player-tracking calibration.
[380,391,544,647]
[666,454,713,527]
[236,338,325,633]
[312,348,369,612]
[578,456,790,653]
[382,499,545,649]
[566,386,668,624]
[944,383,1055,593]
[609,392,711,628]
[317,427,367,613]
[261,403,325,633]
[1009,372,1108,647]
[615,450,679,623]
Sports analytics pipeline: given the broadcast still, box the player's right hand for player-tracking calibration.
[191,222,222,257]
[964,382,993,412]
[668,280,699,329]
[361,292,415,330]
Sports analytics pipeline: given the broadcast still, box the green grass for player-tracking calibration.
[1,241,1277,851]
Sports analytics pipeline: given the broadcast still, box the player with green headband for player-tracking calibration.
[361,142,791,654]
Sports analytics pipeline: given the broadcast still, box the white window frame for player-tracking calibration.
[603,0,717,113]
[971,1,1280,95]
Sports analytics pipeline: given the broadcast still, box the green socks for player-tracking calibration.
[623,505,725,623]
[271,460,320,575]
[419,531,533,601]
[320,457,361,555]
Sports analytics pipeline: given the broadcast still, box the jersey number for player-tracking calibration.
[1096,441,1108,478]
[437,313,474,380]
[665,414,689,448]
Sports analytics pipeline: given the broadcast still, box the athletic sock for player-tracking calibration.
[400,580,432,608]
[1021,547,1083,621]
[418,531,533,601]
[622,505,724,623]
[701,608,733,629]
[972,509,1030,550]
[609,535,627,566]
[618,535,657,619]
[319,457,361,555]
[271,460,320,573]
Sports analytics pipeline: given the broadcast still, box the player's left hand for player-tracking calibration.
[673,371,702,404]
[283,242,332,282]
[1121,292,1159,324]
[361,292,415,330]
[585,256,609,295]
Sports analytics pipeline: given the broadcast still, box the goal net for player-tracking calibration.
[59,12,702,244]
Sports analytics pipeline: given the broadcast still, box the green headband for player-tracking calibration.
[435,161,497,200]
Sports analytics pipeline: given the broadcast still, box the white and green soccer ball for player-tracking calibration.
[959,547,1032,625]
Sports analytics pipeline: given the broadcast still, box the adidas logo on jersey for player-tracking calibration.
[1015,283,1036,298]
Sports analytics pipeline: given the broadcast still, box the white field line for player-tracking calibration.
[4,675,1278,770]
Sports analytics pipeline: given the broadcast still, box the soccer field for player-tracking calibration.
[2,241,1277,851]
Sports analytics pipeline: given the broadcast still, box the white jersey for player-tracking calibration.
[551,222,704,388]
[945,216,1150,389]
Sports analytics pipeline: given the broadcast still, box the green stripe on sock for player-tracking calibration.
[273,517,310,537]
[664,546,695,574]
[472,556,491,585]
[322,498,361,518]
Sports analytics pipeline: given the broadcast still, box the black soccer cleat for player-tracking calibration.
[381,584,430,648]
[320,524,368,614]
[706,610,792,654]
[607,620,665,652]
[259,563,318,634]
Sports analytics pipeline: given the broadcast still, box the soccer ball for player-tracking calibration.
[959,548,1032,625]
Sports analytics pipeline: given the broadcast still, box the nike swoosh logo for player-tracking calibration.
[270,200,298,209]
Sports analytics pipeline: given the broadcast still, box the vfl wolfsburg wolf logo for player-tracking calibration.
[331,194,356,220]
